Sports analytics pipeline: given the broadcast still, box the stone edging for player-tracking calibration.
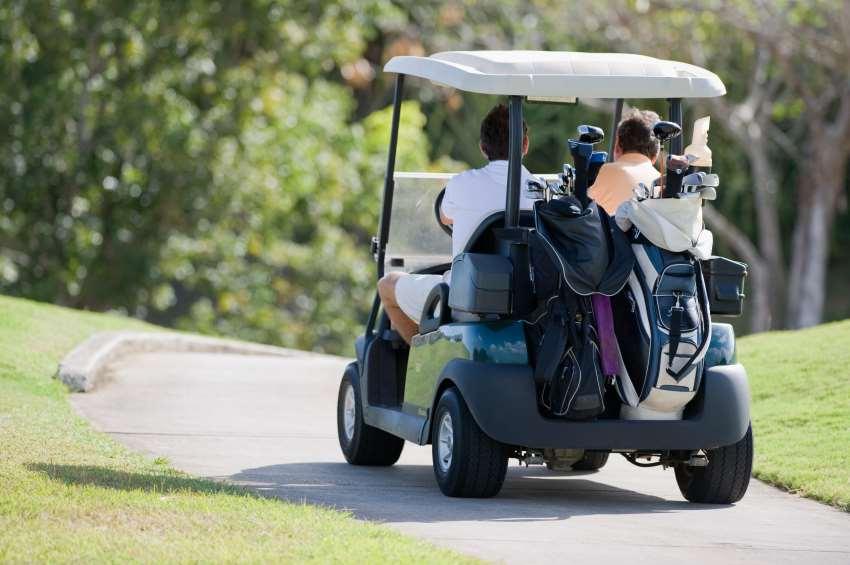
[57,331,306,392]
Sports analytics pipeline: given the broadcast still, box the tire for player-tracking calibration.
[337,363,404,466]
[675,424,753,504]
[431,387,508,498]
[571,450,609,471]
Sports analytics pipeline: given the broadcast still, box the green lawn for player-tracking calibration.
[739,320,850,511]
[0,296,473,564]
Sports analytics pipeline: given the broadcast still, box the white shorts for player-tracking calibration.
[395,273,447,323]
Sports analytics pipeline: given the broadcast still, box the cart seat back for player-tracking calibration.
[463,210,535,254]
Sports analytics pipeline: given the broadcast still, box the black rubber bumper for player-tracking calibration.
[440,359,751,450]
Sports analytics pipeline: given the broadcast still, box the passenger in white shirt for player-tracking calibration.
[378,104,537,344]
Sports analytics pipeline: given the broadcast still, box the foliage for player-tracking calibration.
[1,1,849,352]
[739,319,850,511]
[162,99,433,352]
[0,0,435,353]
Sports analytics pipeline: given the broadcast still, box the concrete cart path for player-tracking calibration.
[71,351,850,565]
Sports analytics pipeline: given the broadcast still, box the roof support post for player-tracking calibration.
[668,98,683,155]
[505,95,523,228]
[367,74,404,338]
[376,74,405,280]
[608,98,624,162]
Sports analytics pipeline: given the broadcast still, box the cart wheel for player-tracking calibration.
[675,424,753,504]
[571,450,609,471]
[337,363,404,466]
[431,387,508,498]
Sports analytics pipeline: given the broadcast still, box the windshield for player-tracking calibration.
[385,172,455,274]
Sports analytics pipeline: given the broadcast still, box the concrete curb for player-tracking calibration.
[57,331,307,392]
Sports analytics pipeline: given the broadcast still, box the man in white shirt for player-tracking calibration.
[378,104,537,343]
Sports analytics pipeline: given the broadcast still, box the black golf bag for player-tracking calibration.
[611,230,712,420]
[527,197,633,420]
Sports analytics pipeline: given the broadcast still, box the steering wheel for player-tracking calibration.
[434,187,453,236]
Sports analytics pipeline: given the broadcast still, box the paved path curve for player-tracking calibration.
[72,351,850,564]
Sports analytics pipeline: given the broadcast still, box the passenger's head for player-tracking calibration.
[479,103,529,161]
[614,108,661,162]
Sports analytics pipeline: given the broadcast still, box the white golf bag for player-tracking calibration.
[612,196,713,420]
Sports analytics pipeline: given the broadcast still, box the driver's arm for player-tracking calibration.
[439,187,454,226]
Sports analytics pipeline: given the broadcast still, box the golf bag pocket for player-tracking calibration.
[613,241,711,420]
[533,302,605,421]
[654,264,699,334]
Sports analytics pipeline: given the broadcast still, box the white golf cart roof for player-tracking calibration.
[384,51,725,99]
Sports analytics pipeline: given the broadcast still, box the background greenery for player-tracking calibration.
[738,320,850,510]
[1,0,848,354]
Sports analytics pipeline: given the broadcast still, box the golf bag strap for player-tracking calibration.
[666,265,712,380]
[591,294,619,376]
[667,293,684,370]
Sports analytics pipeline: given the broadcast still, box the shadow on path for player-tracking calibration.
[28,463,246,496]
[230,461,719,523]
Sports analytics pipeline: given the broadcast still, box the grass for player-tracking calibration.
[0,295,473,564]
[739,319,850,511]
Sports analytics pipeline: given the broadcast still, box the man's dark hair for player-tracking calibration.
[616,109,661,158]
[480,104,528,161]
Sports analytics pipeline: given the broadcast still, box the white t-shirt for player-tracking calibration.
[440,160,537,258]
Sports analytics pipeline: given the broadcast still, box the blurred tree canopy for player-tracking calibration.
[1,0,848,353]
[0,0,432,352]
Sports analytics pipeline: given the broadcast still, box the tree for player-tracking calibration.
[685,0,850,329]
[552,0,850,331]
[3,0,848,353]
[0,0,425,352]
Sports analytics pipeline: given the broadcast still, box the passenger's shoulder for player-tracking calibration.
[446,166,485,190]
[590,163,609,185]
[595,162,626,181]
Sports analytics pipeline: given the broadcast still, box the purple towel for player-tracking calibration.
[591,294,619,376]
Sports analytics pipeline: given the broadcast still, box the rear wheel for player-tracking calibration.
[337,363,404,466]
[571,450,609,471]
[675,424,753,504]
[431,387,508,497]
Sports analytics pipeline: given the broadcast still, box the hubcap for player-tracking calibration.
[343,383,356,442]
[437,411,454,473]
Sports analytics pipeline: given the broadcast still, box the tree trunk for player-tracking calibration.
[786,143,846,328]
[702,205,771,333]
[747,259,773,333]
[787,192,831,328]
[747,144,785,328]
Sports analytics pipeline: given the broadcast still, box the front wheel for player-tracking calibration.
[675,424,753,504]
[337,363,404,466]
[431,387,508,498]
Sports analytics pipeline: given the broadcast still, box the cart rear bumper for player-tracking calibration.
[440,359,750,450]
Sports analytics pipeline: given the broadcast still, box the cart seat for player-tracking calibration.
[463,209,535,254]
[419,210,535,333]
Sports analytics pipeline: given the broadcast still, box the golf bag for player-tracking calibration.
[527,197,633,420]
[612,175,718,420]
[612,230,712,420]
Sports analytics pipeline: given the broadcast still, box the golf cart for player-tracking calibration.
[337,51,752,501]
